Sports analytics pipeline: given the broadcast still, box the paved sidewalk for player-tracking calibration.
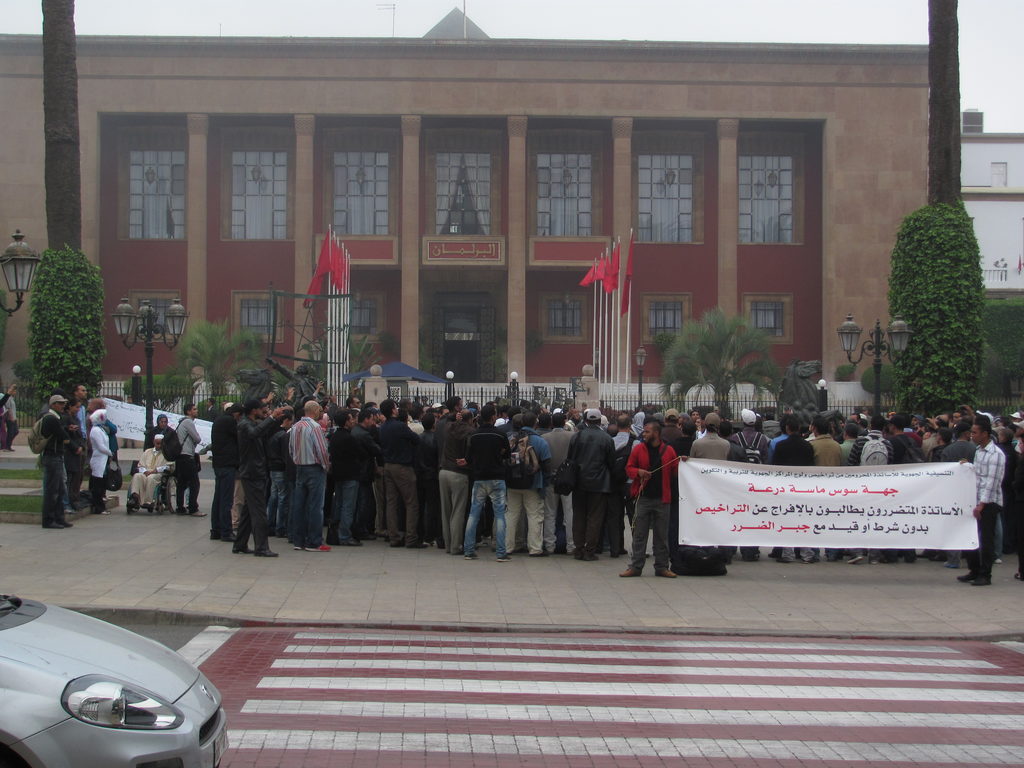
[1,498,1021,638]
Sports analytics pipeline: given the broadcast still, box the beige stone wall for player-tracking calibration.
[0,35,928,380]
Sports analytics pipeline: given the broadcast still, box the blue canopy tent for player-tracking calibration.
[343,362,446,383]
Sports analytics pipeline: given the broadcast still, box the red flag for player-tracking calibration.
[603,240,620,294]
[595,256,607,284]
[620,230,634,315]
[578,259,598,287]
[304,232,338,307]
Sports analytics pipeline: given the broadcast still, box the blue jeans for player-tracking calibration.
[211,466,236,538]
[291,465,326,549]
[267,470,290,535]
[464,479,507,557]
[331,479,360,542]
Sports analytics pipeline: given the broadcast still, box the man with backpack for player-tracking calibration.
[34,395,71,529]
[505,410,552,557]
[729,409,769,464]
[846,414,895,564]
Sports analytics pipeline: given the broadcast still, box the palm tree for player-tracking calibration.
[660,308,778,418]
[172,320,263,397]
[42,0,82,251]
[928,0,960,205]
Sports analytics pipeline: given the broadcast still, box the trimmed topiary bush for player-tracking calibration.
[28,246,105,395]
[888,202,984,414]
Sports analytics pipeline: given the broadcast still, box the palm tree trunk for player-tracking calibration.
[42,0,82,251]
[928,0,960,205]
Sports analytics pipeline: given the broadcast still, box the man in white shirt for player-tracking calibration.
[956,414,1006,587]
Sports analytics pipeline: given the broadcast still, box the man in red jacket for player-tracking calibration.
[620,419,679,578]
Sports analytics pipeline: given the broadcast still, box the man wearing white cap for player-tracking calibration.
[729,409,768,464]
[127,433,172,512]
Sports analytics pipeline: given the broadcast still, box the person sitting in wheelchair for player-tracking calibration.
[127,433,174,512]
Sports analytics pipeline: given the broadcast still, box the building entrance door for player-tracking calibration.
[443,307,481,381]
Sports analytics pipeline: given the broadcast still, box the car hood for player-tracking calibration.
[0,602,199,701]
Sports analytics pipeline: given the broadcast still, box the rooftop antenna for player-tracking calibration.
[376,3,396,37]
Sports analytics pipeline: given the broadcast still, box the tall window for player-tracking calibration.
[547,298,582,337]
[128,150,185,239]
[350,297,379,336]
[436,153,490,235]
[750,300,785,336]
[537,153,592,236]
[231,150,288,239]
[239,298,272,334]
[649,300,683,336]
[333,152,389,235]
[637,154,693,242]
[739,154,793,243]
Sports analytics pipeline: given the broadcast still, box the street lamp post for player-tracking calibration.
[836,314,912,417]
[634,346,647,411]
[816,378,828,413]
[0,230,41,317]
[445,370,455,403]
[131,365,143,406]
[113,297,188,441]
[508,371,519,404]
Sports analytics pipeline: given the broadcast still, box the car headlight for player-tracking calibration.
[62,675,184,730]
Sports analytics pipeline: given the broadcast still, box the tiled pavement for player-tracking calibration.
[197,627,1024,767]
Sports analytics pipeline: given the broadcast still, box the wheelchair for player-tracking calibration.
[126,465,176,515]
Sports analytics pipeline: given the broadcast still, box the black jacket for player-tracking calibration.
[569,423,616,493]
[211,413,240,468]
[329,426,365,482]
[267,429,290,472]
[466,424,509,481]
[237,415,282,480]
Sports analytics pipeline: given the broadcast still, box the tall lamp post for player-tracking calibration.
[635,345,647,411]
[0,230,41,316]
[836,314,912,417]
[131,365,143,406]
[445,370,455,404]
[508,371,519,404]
[113,297,188,440]
[816,378,828,413]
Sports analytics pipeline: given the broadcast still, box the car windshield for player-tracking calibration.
[0,595,23,616]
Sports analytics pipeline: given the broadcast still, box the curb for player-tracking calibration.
[67,606,1024,643]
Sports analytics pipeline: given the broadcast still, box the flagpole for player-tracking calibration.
[590,255,598,374]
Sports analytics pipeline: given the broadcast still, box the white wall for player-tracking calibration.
[965,200,1024,290]
[962,141,1024,187]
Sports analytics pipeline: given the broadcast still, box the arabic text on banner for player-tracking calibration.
[101,399,212,447]
[677,459,978,549]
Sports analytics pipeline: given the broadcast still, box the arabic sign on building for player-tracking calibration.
[678,460,978,549]
[422,237,504,265]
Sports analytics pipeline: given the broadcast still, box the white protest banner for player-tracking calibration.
[678,459,978,550]
[101,399,212,448]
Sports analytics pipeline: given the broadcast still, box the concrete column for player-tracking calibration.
[611,117,633,383]
[400,115,421,366]
[507,115,528,377]
[185,114,208,320]
[717,118,740,316]
[293,114,316,356]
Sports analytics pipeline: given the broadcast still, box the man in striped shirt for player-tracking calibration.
[957,414,1005,587]
[289,400,332,552]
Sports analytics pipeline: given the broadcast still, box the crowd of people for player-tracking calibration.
[24,382,1024,585]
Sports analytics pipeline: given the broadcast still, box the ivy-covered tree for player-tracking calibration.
[28,246,104,394]
[660,308,778,418]
[888,202,984,413]
[982,298,1024,395]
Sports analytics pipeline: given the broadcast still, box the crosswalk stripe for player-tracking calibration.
[282,644,996,667]
[225,729,1023,763]
[269,657,1019,683]
[267,655,1021,683]
[256,676,1024,703]
[239,699,1024,730]
[291,632,963,654]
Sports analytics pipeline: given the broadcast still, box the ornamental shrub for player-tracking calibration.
[982,297,1024,383]
[28,246,105,395]
[888,202,984,414]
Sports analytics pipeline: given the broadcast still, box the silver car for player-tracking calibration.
[0,594,227,768]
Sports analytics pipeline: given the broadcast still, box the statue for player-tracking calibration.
[266,357,323,405]
[235,368,273,404]
[778,359,822,426]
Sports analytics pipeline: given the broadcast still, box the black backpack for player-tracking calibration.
[612,433,637,484]
[161,427,183,462]
[506,430,540,489]
[736,431,765,464]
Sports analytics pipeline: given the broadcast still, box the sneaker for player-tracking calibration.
[995,558,1003,565]
[847,555,865,564]
[868,557,880,564]
[464,552,478,560]
[305,544,331,552]
[778,556,795,563]
[496,555,511,562]
[944,560,960,569]
[293,545,304,551]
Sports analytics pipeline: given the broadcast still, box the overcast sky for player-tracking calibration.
[6,0,1021,132]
